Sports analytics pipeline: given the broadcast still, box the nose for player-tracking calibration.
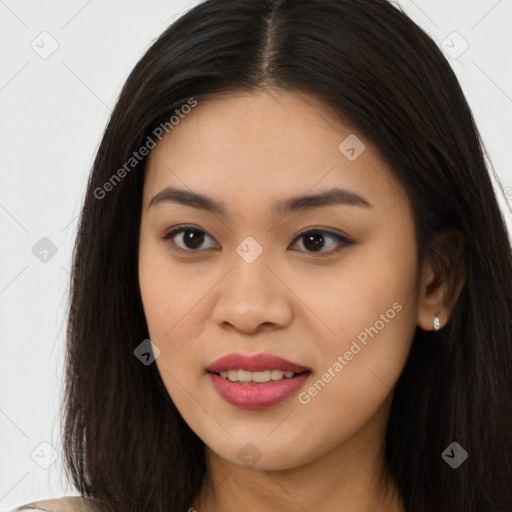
[212,256,294,335]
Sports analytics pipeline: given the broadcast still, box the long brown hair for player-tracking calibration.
[62,1,512,510]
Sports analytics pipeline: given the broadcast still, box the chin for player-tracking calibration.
[204,434,321,472]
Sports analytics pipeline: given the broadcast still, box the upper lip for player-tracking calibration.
[208,353,311,373]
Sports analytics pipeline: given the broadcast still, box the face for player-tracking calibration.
[138,90,422,471]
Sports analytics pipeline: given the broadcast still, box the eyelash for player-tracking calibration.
[161,225,354,257]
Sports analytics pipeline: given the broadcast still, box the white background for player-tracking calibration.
[1,0,511,508]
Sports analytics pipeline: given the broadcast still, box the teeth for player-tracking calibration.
[253,370,270,383]
[227,370,239,382]
[270,370,284,380]
[218,369,298,383]
[238,370,252,383]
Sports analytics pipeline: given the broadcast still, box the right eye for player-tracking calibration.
[162,226,219,252]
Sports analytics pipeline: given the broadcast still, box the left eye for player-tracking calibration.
[289,229,353,255]
[162,226,352,255]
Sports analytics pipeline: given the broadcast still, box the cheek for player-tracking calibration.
[283,248,418,458]
[138,233,214,395]
[138,233,202,337]
[139,240,171,335]
[296,224,419,392]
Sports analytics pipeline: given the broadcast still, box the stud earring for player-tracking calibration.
[433,314,441,332]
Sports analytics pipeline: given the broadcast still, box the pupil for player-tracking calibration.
[184,230,204,249]
[304,232,324,252]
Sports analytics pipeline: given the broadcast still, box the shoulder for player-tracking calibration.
[6,496,102,512]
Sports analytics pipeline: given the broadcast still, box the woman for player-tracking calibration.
[10,0,512,510]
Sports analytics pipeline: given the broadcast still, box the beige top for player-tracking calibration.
[7,496,100,512]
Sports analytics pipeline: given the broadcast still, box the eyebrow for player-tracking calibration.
[148,186,371,216]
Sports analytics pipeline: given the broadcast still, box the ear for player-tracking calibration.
[417,229,466,331]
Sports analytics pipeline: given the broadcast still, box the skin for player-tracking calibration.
[138,90,459,511]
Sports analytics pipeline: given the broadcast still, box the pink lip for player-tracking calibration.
[207,353,311,373]
[207,353,311,410]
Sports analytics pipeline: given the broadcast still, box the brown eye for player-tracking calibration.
[162,226,353,256]
[290,229,353,255]
[163,227,218,252]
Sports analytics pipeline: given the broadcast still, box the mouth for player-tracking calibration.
[207,353,312,409]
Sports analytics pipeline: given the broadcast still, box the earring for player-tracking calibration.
[433,314,441,332]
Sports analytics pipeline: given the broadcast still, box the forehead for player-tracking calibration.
[143,90,409,214]
[149,90,350,165]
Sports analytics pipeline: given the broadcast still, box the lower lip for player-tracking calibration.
[208,372,310,409]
